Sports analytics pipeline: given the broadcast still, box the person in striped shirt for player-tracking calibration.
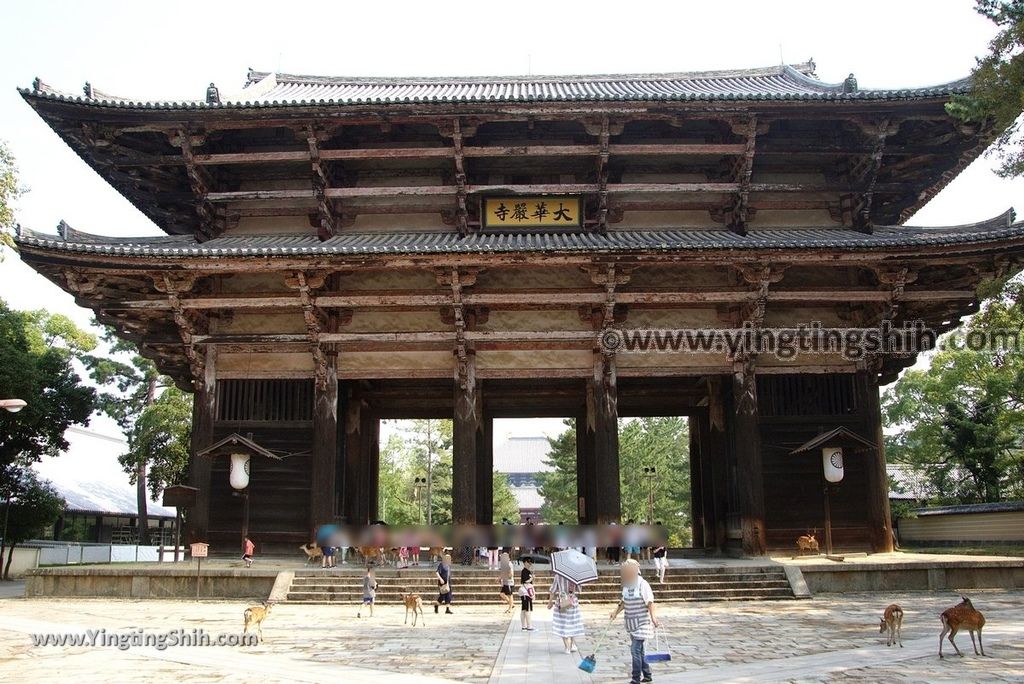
[610,559,659,684]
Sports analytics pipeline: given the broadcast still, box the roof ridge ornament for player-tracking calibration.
[843,73,858,94]
[206,82,220,105]
[83,82,94,99]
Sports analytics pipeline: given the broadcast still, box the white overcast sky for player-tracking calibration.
[1,0,1022,440]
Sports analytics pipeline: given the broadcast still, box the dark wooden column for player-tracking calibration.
[575,412,596,524]
[705,378,729,550]
[857,369,894,552]
[185,347,216,543]
[342,382,366,525]
[476,415,494,524]
[310,356,338,529]
[730,361,767,556]
[688,415,706,549]
[585,355,620,524]
[452,355,481,524]
[363,411,380,522]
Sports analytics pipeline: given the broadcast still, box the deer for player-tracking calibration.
[243,602,272,643]
[879,603,904,647]
[939,595,986,658]
[403,592,426,626]
[796,533,819,555]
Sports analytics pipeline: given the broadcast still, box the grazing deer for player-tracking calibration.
[403,592,426,627]
[243,602,272,643]
[879,603,904,647]
[299,543,323,565]
[796,534,819,555]
[357,546,383,566]
[939,596,986,658]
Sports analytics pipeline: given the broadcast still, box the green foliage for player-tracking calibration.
[538,417,692,546]
[492,471,521,524]
[122,387,192,500]
[0,300,96,479]
[0,140,23,254]
[883,278,1024,503]
[946,1,1024,177]
[537,420,579,524]
[1,470,65,579]
[375,419,523,526]
[618,417,691,546]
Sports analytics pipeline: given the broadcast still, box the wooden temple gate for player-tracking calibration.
[14,62,1024,555]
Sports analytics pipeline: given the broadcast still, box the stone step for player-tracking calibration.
[287,579,792,591]
[285,587,796,603]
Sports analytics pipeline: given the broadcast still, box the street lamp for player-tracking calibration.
[0,399,26,413]
[642,466,658,524]
[413,477,427,524]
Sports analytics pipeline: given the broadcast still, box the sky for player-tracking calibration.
[1,0,1021,443]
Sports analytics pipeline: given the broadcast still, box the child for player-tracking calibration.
[610,559,658,684]
[398,546,410,569]
[498,551,515,614]
[357,567,377,618]
[519,557,535,631]
[242,537,255,568]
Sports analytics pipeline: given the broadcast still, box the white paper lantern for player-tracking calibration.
[229,452,251,490]
[822,447,844,483]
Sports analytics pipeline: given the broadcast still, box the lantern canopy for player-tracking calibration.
[790,426,876,483]
[196,433,281,490]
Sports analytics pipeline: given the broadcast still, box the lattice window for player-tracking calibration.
[216,379,314,422]
[757,374,858,417]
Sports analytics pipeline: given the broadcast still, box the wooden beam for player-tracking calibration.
[596,116,610,231]
[452,120,469,234]
[306,126,338,240]
[170,131,221,241]
[727,117,761,235]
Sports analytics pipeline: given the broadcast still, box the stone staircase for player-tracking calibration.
[283,563,798,604]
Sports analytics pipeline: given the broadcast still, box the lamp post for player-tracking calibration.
[0,399,27,574]
[642,466,657,524]
[414,477,427,524]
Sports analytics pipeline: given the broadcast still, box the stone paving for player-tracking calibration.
[0,588,1022,683]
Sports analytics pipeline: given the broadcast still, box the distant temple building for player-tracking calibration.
[493,435,552,522]
[15,62,1024,555]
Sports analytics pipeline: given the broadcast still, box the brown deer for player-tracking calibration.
[796,533,819,555]
[879,603,904,647]
[939,595,986,658]
[243,602,272,643]
[403,592,426,626]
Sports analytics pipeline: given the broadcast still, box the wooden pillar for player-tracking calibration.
[363,411,380,522]
[858,369,894,552]
[688,415,705,549]
[575,412,595,524]
[706,378,729,550]
[185,347,216,543]
[586,354,620,524]
[476,415,494,524]
[342,382,366,525]
[730,361,767,556]
[452,355,480,525]
[310,357,338,529]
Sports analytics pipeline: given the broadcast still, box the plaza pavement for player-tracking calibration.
[0,587,1022,683]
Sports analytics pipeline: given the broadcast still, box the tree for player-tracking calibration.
[0,140,23,254]
[492,472,521,524]
[537,419,579,524]
[883,278,1024,504]
[0,300,96,480]
[538,417,692,545]
[618,417,691,546]
[86,330,188,545]
[947,1,1024,177]
[1,471,64,580]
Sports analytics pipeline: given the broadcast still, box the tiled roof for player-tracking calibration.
[494,436,553,474]
[15,211,1022,258]
[21,63,971,110]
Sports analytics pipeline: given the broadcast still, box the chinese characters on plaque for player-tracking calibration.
[482,196,583,229]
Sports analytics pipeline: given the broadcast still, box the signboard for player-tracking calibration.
[482,196,583,229]
[190,542,209,558]
[162,485,198,508]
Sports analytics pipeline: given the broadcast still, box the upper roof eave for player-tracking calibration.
[19,63,972,112]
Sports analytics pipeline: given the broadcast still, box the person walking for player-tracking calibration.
[548,575,584,654]
[519,557,535,631]
[435,553,454,614]
[498,551,515,613]
[652,542,667,584]
[610,559,658,684]
[242,537,255,568]
[357,567,377,618]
